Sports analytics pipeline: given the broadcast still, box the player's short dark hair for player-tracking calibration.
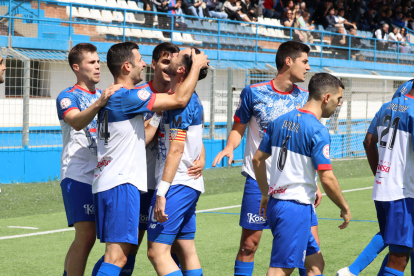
[308,73,344,100]
[181,47,208,80]
[107,42,139,78]
[68,43,97,72]
[275,41,310,70]
[152,42,180,62]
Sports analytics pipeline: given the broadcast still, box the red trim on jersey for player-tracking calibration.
[251,82,270,88]
[296,86,309,93]
[270,80,294,95]
[148,81,160,93]
[135,83,149,90]
[234,114,241,123]
[298,108,317,119]
[62,107,79,118]
[74,84,97,94]
[317,164,332,170]
[89,128,97,132]
[147,93,156,111]
[406,94,414,99]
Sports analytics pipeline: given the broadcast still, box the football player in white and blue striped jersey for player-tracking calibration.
[253,73,351,276]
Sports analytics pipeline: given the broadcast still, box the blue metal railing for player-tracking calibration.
[1,0,414,65]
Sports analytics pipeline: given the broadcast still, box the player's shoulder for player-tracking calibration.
[134,81,151,92]
[293,84,309,94]
[243,81,271,94]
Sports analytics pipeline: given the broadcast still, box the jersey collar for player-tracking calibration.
[270,80,295,95]
[405,93,414,100]
[298,108,317,119]
[74,84,96,94]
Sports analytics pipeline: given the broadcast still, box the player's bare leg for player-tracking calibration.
[311,226,320,246]
[104,242,131,268]
[148,241,179,275]
[267,267,295,276]
[305,251,325,276]
[174,239,201,271]
[65,221,96,276]
[236,228,263,262]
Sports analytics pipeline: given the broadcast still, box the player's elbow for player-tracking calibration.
[252,155,260,168]
[174,98,187,109]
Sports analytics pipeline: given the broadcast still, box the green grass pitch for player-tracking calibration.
[0,159,404,275]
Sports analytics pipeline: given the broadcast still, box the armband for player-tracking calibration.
[156,180,171,197]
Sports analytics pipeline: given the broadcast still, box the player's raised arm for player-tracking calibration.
[64,83,122,131]
[144,112,162,146]
[151,48,209,112]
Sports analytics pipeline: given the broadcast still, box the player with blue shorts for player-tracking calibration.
[91,42,208,276]
[253,73,351,276]
[56,43,120,276]
[212,41,322,276]
[146,47,208,276]
[337,79,414,276]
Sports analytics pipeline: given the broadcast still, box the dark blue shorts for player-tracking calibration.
[61,178,95,227]
[93,184,140,245]
[239,175,270,231]
[267,198,320,269]
[139,189,155,231]
[375,198,414,253]
[147,185,201,245]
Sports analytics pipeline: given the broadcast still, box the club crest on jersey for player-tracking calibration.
[237,98,242,110]
[138,89,150,100]
[323,145,330,159]
[60,98,72,109]
[170,129,178,140]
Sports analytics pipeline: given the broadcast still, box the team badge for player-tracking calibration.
[170,129,178,140]
[60,98,71,109]
[138,89,150,100]
[323,144,330,159]
[236,98,242,110]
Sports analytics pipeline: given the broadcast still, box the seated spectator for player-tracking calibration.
[204,0,228,19]
[330,26,349,56]
[281,9,300,40]
[400,27,410,45]
[240,0,258,21]
[283,0,294,14]
[295,11,314,43]
[179,0,197,17]
[394,12,407,28]
[153,0,171,30]
[312,0,332,26]
[141,0,154,27]
[347,0,361,26]
[404,10,414,30]
[337,8,357,31]
[250,0,262,17]
[388,27,411,53]
[171,0,188,31]
[374,23,389,51]
[362,7,378,31]
[300,2,308,13]
[222,0,252,22]
[188,0,204,19]
[262,0,281,19]
[324,7,342,32]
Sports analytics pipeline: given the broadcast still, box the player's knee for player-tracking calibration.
[240,239,259,256]
[75,230,96,250]
[147,247,159,263]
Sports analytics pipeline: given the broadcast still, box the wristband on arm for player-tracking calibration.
[157,180,171,197]
[149,113,162,128]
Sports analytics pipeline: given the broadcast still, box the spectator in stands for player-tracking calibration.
[312,0,333,26]
[374,23,389,50]
[153,0,172,31]
[222,0,253,22]
[300,2,308,13]
[400,27,410,45]
[240,0,258,21]
[404,9,414,30]
[188,0,204,18]
[179,0,196,17]
[295,11,314,43]
[388,27,411,53]
[281,9,301,40]
[337,8,357,31]
[325,7,342,32]
[362,7,378,31]
[283,0,294,14]
[262,0,281,19]
[250,0,262,17]
[394,12,407,28]
[347,0,362,26]
[172,0,189,31]
[141,0,154,27]
[330,26,350,57]
[204,0,228,19]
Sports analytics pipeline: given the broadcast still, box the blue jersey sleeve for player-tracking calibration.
[368,110,380,135]
[56,92,80,120]
[258,121,273,154]
[311,127,332,171]
[168,101,195,131]
[143,111,155,121]
[392,79,413,100]
[234,86,253,124]
[121,88,156,116]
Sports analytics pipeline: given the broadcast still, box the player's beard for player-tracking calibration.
[163,65,176,77]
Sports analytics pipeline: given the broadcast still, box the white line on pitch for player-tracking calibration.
[0,186,373,240]
[8,226,39,230]
[0,228,74,240]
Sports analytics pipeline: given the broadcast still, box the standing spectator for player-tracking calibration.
[262,0,281,19]
[347,0,362,26]
[300,2,307,13]
[312,0,333,25]
[222,0,252,22]
[295,11,314,43]
[374,23,389,51]
[325,7,342,32]
[388,27,411,53]
[240,0,258,21]
[204,0,228,19]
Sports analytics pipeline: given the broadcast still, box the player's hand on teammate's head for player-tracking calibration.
[191,49,209,70]
[212,146,234,167]
[98,83,123,107]
[154,196,168,223]
[339,209,351,229]
[259,195,269,219]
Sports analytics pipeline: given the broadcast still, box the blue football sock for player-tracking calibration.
[182,268,203,276]
[166,270,184,276]
[378,253,389,276]
[63,271,67,276]
[92,255,105,276]
[382,267,404,276]
[120,255,136,276]
[349,232,387,276]
[299,268,306,276]
[234,260,254,276]
[171,253,181,268]
[96,262,122,276]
